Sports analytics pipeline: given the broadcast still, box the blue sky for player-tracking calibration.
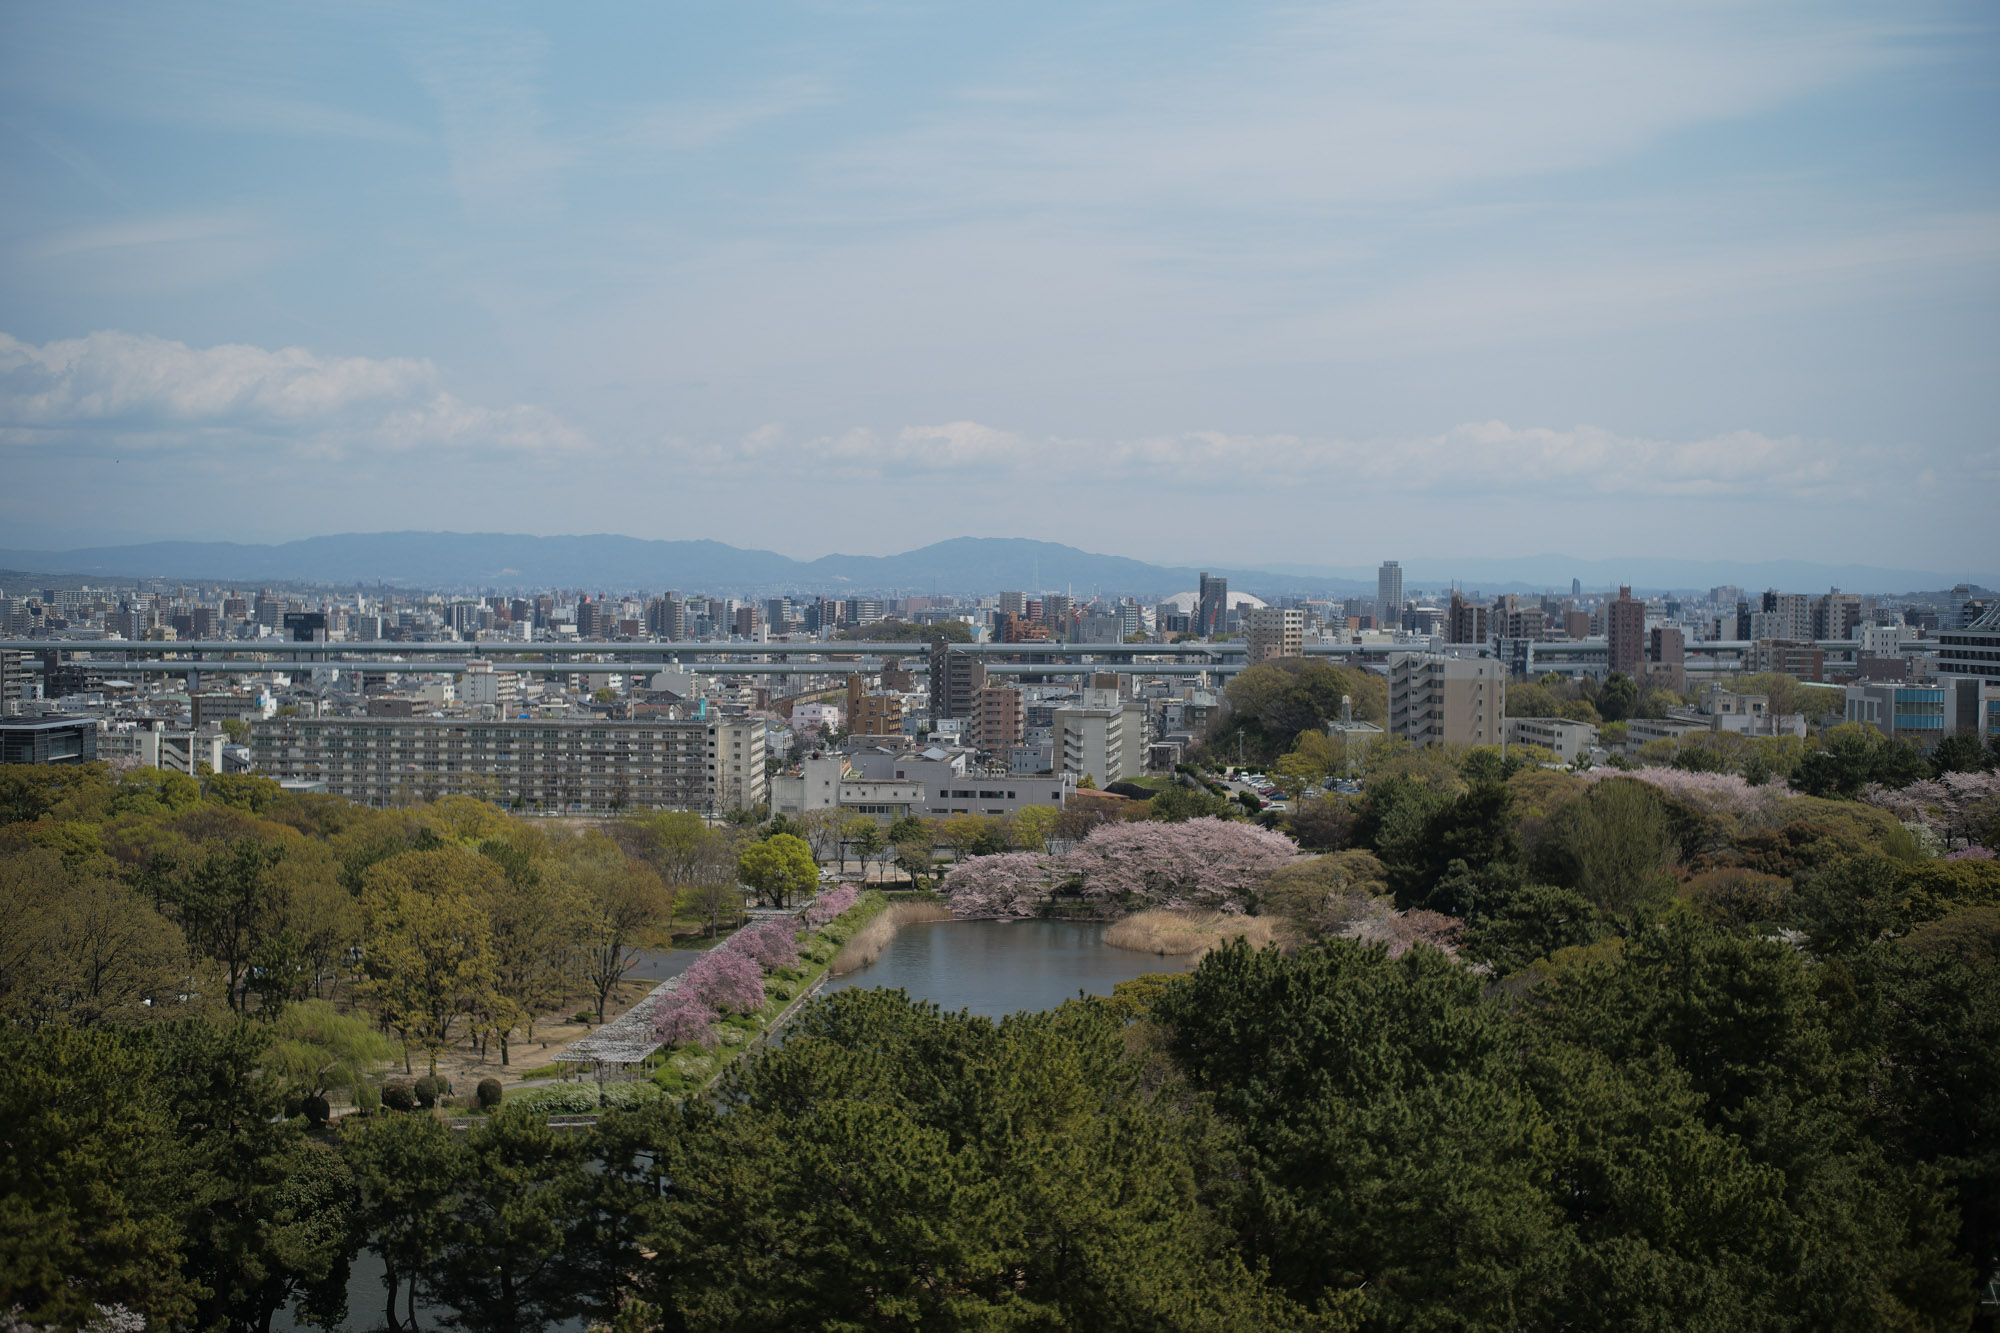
[2,1,1995,574]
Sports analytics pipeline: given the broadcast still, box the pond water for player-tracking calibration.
[821,918,1197,1017]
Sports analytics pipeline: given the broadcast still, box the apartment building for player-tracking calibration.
[1243,607,1305,664]
[0,650,26,716]
[1386,653,1506,748]
[1054,705,1143,783]
[248,715,766,814]
[928,644,988,720]
[1605,587,1645,676]
[1445,593,1488,646]
[971,684,1026,751]
[97,721,226,774]
[1504,716,1598,763]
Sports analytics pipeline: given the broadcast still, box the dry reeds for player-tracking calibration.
[830,901,955,974]
[1102,909,1290,959]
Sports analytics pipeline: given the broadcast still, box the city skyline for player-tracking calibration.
[3,2,1996,565]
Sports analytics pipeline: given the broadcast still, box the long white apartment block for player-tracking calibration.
[250,715,765,814]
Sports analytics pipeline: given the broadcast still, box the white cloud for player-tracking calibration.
[0,330,588,459]
[676,417,1905,502]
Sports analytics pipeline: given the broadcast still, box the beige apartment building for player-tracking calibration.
[971,684,1026,751]
[1243,607,1305,664]
[1387,653,1506,748]
[249,715,766,814]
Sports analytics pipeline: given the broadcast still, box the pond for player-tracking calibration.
[821,918,1197,1017]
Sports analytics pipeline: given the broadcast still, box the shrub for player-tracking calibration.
[412,1075,442,1108]
[476,1078,503,1110]
[300,1094,331,1129]
[512,1081,665,1115]
[354,1082,381,1113]
[381,1082,416,1113]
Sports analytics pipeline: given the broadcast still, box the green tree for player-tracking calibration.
[847,820,887,880]
[1009,802,1059,852]
[430,1109,604,1331]
[264,997,399,1103]
[1596,671,1640,723]
[154,835,290,1012]
[0,1024,193,1328]
[892,823,936,890]
[1149,783,1239,823]
[359,849,503,1073]
[606,988,1344,1331]
[737,832,817,908]
[561,833,673,1022]
[342,1111,468,1332]
[0,849,192,1029]
[1153,939,1562,1325]
[1533,777,1676,917]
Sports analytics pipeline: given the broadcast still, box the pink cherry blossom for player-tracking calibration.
[806,884,860,927]
[1062,817,1299,915]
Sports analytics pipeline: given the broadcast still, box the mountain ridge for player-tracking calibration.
[0,532,1985,598]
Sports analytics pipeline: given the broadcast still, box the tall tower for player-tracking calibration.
[1377,561,1404,629]
[1607,585,1646,676]
[1197,572,1229,639]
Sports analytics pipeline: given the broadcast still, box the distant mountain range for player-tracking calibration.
[0,532,1986,598]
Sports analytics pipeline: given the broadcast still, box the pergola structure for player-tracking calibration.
[553,906,806,1088]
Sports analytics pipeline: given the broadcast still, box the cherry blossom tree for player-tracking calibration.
[805,884,859,927]
[652,989,719,1049]
[1583,765,1783,816]
[1062,817,1299,914]
[732,919,801,971]
[1348,907,1464,959]
[944,852,1057,918]
[682,947,768,1015]
[1861,772,2000,847]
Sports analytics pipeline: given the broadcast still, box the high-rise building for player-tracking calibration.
[1812,591,1863,641]
[1377,561,1404,628]
[1446,592,1489,645]
[1196,573,1229,639]
[645,594,686,640]
[1386,653,1505,748]
[972,684,1026,751]
[1606,586,1646,676]
[1243,607,1305,664]
[998,591,1027,620]
[1647,626,1686,692]
[0,650,25,717]
[928,643,988,721]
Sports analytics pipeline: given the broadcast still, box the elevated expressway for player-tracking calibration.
[0,636,1915,683]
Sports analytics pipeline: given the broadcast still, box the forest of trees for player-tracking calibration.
[4,713,1999,1329]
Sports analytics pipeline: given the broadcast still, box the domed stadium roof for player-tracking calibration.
[1157,589,1269,613]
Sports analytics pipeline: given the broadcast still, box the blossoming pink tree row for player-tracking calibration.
[945,817,1300,917]
[1581,765,1786,816]
[650,909,819,1051]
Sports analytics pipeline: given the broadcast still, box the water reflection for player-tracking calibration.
[821,918,1196,1017]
